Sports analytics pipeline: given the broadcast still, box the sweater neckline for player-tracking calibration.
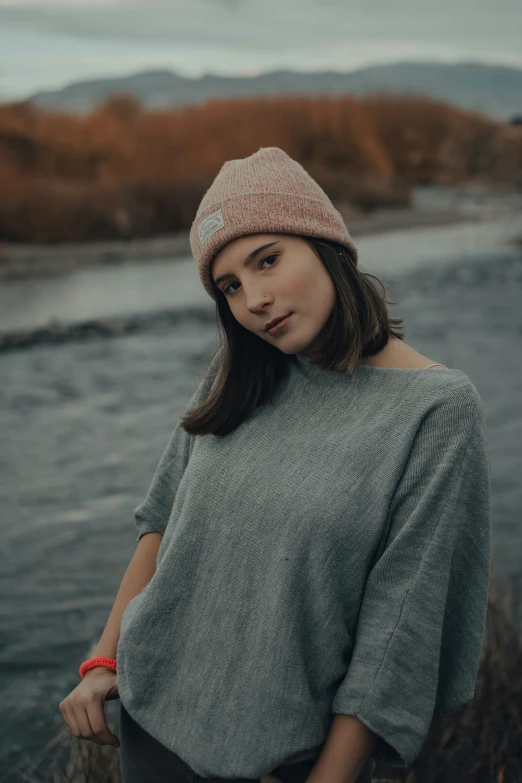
[295,351,460,374]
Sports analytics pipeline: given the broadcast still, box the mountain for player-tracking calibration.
[27,62,522,120]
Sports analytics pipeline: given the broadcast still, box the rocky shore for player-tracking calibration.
[0,305,216,352]
[2,198,519,353]
[0,207,479,282]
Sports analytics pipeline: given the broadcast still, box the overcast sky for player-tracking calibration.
[1,0,521,100]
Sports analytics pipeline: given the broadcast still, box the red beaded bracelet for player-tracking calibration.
[79,656,117,679]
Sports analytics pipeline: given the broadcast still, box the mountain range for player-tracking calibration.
[28,61,522,120]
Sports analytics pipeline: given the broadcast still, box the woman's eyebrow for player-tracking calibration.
[214,241,280,287]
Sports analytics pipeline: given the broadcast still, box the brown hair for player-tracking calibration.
[180,236,404,437]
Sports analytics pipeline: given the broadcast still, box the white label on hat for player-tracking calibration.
[198,208,225,244]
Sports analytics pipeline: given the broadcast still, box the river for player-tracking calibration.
[1,186,521,780]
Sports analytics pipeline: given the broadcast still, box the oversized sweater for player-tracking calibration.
[116,349,491,778]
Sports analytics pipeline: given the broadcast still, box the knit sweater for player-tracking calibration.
[116,349,491,778]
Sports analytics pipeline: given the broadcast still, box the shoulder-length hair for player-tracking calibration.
[180,236,404,437]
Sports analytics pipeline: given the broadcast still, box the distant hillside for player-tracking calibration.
[27,61,522,120]
[2,91,521,244]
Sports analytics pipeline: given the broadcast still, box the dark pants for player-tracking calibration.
[119,702,376,783]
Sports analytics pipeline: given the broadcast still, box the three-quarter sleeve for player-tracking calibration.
[133,349,222,543]
[331,381,492,768]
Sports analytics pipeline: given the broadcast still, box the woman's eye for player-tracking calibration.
[223,253,279,296]
[261,253,279,269]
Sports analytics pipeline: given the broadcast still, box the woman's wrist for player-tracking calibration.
[79,655,117,679]
[83,666,117,677]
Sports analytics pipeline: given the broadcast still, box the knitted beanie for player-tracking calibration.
[189,147,358,301]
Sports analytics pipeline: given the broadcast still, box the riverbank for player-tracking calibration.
[1,191,521,351]
[2,217,521,779]
[23,569,522,783]
[0,206,483,281]
[2,95,521,248]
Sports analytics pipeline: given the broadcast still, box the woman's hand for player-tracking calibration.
[260,775,284,783]
[58,668,120,746]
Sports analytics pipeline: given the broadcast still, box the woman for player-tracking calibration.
[59,147,491,783]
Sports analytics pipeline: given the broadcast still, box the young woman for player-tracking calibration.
[59,147,491,783]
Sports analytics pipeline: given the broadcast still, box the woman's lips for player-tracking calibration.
[267,313,293,335]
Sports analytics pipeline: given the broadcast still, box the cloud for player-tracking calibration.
[0,1,268,49]
[1,0,521,100]
[0,0,520,50]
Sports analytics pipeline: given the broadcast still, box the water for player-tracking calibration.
[1,191,522,780]
[1,207,521,334]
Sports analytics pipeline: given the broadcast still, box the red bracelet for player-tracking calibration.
[79,656,117,679]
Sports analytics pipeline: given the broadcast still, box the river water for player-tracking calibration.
[1,187,522,780]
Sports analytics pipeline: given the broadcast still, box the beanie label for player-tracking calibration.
[198,208,225,244]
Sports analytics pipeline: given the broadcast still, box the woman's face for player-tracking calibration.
[211,233,336,357]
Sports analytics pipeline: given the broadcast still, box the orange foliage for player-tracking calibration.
[0,93,520,243]
[363,95,522,185]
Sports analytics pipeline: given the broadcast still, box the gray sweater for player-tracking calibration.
[116,349,491,777]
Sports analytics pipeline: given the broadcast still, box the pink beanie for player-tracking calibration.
[189,146,359,301]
